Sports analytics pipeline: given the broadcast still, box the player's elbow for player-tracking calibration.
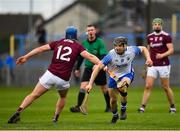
[98,61,105,69]
[170,48,174,55]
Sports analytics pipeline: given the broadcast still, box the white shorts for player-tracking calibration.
[39,70,70,90]
[147,65,171,78]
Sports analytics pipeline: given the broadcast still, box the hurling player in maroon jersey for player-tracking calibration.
[138,18,176,113]
[8,26,100,123]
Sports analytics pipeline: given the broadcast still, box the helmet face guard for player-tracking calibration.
[113,36,128,46]
[65,26,77,40]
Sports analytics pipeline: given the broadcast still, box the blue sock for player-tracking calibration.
[121,102,127,112]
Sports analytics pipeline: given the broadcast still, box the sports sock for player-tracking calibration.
[112,108,118,116]
[77,89,86,107]
[16,107,23,113]
[121,102,127,112]
[170,104,175,108]
[53,114,59,121]
[103,92,110,108]
[141,104,146,109]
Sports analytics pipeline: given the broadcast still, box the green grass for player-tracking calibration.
[0,86,179,130]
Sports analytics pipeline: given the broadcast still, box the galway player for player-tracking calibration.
[8,26,100,123]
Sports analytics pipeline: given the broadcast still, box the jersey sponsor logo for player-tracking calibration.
[116,63,128,68]
[115,59,118,62]
[150,42,163,48]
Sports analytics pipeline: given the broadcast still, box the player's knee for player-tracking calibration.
[118,81,129,93]
[100,86,108,93]
[145,82,153,89]
[110,97,117,104]
[162,86,170,93]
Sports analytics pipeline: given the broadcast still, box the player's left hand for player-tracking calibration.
[145,59,153,67]
[156,53,164,59]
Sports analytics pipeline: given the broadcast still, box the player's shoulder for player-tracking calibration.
[147,32,155,37]
[96,37,103,41]
[127,46,137,50]
[96,37,105,44]
[127,46,141,53]
[161,31,170,36]
[109,49,115,54]
[106,49,115,59]
[73,39,81,45]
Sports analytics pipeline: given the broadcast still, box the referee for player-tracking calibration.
[70,24,110,113]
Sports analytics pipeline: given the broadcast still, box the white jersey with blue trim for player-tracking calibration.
[102,46,141,78]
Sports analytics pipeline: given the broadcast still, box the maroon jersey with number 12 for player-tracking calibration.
[48,38,85,81]
[147,31,172,66]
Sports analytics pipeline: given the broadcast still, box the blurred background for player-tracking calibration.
[0,0,179,87]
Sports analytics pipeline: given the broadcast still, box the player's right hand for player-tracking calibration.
[145,59,153,67]
[16,56,27,65]
[85,84,92,93]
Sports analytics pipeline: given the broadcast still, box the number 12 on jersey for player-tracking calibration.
[56,45,72,61]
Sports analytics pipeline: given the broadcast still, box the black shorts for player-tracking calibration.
[81,67,107,85]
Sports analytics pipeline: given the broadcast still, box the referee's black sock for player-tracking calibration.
[104,92,110,108]
[77,88,86,107]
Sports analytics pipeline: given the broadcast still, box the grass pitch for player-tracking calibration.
[0,86,179,130]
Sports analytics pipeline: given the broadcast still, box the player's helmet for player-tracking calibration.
[152,18,163,25]
[65,26,77,40]
[113,36,128,46]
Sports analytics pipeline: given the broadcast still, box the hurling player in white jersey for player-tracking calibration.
[86,36,152,124]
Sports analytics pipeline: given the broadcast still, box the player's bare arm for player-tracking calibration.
[86,61,105,92]
[16,44,51,65]
[138,46,153,67]
[156,43,174,59]
[80,50,100,65]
